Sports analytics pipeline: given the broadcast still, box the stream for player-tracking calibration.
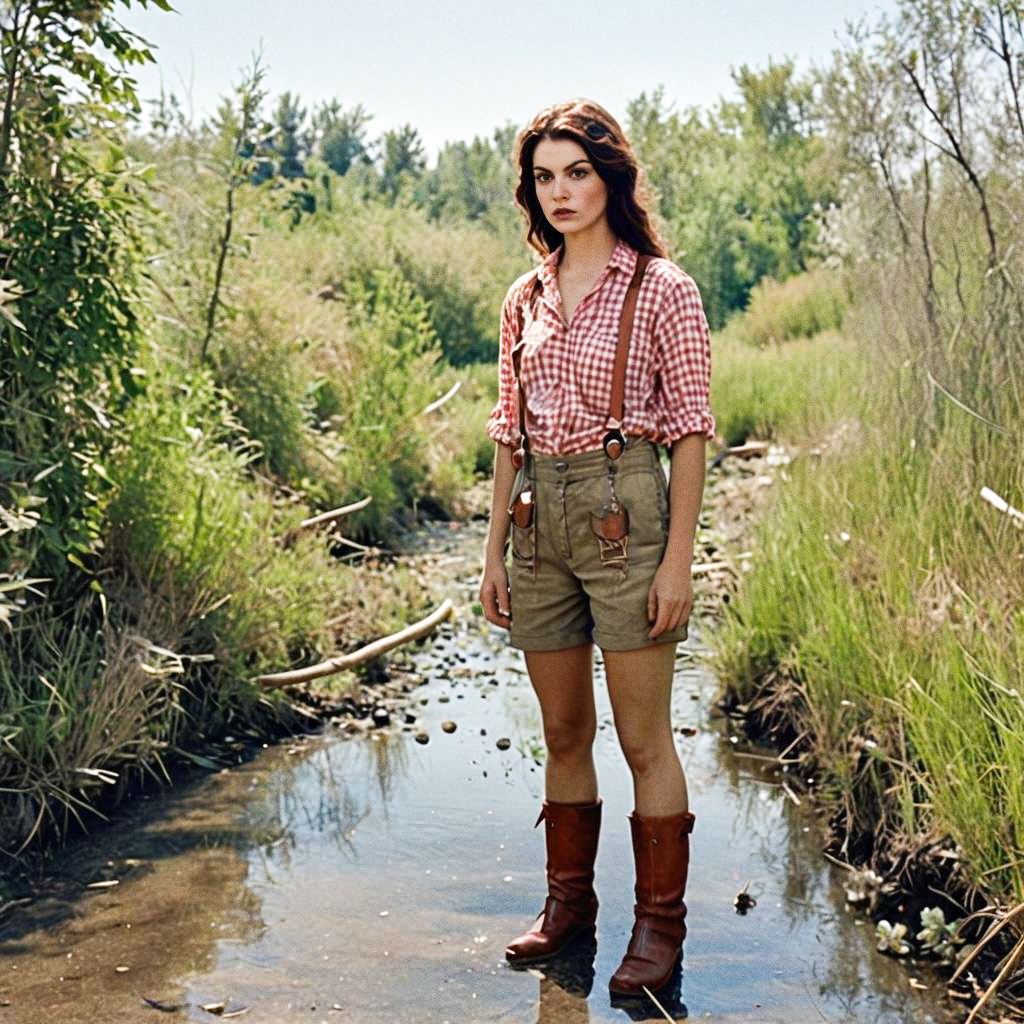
[0,519,960,1023]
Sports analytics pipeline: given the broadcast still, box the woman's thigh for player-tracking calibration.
[524,642,597,750]
[603,641,677,765]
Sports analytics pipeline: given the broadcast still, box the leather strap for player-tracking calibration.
[512,273,543,455]
[511,251,652,449]
[609,253,652,427]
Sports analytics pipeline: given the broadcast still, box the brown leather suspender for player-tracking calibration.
[510,252,652,466]
[603,253,652,458]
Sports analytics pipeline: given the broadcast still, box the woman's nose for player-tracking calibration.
[552,176,571,200]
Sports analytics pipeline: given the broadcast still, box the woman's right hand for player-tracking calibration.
[479,558,512,630]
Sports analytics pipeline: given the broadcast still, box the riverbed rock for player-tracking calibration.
[414,731,430,745]
[496,737,511,750]
[441,720,457,734]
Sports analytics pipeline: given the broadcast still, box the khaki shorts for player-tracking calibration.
[507,439,688,652]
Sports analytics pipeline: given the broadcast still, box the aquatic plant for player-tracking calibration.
[875,920,910,956]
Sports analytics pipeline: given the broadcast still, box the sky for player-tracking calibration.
[117,0,898,158]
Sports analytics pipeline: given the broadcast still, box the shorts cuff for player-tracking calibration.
[509,628,592,652]
[593,623,688,651]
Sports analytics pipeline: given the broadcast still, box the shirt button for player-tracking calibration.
[555,461,568,472]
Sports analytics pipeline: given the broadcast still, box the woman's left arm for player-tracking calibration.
[647,433,706,639]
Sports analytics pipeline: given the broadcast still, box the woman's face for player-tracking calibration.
[531,136,608,239]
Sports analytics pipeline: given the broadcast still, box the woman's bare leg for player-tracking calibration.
[524,642,598,802]
[603,641,687,816]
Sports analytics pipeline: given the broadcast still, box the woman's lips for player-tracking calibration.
[553,209,575,218]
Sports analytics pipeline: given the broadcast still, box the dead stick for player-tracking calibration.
[781,781,802,806]
[964,930,1024,1024]
[691,561,731,575]
[980,486,1024,526]
[299,496,372,530]
[951,900,1024,985]
[724,440,771,458]
[421,380,461,415]
[255,599,455,688]
[641,985,674,1023]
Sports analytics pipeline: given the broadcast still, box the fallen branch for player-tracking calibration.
[691,553,751,576]
[964,928,1024,1024]
[255,599,455,688]
[980,486,1024,527]
[691,560,733,575]
[709,440,771,469]
[299,496,372,530]
[421,380,461,415]
[724,440,771,459]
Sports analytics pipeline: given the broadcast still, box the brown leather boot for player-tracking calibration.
[504,798,602,965]
[608,809,694,995]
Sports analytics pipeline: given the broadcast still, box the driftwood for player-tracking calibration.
[421,380,461,415]
[255,599,454,688]
[980,486,1024,526]
[299,496,372,530]
[709,440,770,469]
[724,440,771,459]
[691,553,751,576]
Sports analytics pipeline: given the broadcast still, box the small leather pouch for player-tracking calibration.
[511,488,534,529]
[590,504,628,541]
[591,503,630,570]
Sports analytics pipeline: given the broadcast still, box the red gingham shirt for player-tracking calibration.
[485,239,715,455]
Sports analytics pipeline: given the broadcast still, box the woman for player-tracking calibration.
[478,98,714,997]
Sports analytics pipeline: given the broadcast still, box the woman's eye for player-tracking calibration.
[571,168,588,178]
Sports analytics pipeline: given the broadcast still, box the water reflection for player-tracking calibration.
[0,544,959,1023]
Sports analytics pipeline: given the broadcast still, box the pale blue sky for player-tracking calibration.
[118,0,897,156]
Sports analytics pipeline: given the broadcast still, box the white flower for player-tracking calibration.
[876,920,910,955]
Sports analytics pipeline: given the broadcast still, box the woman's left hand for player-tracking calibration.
[646,559,693,639]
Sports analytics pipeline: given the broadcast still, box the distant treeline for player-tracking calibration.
[146,57,834,338]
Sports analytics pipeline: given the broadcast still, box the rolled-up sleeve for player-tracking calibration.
[652,271,715,443]
[485,286,521,448]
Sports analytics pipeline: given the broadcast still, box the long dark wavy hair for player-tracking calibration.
[514,98,667,259]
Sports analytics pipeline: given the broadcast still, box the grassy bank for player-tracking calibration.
[709,259,1024,1011]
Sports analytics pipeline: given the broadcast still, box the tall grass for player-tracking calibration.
[711,328,861,445]
[717,267,846,349]
[714,419,1024,899]
[712,225,1024,904]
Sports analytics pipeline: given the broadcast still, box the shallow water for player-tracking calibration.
[0,522,960,1023]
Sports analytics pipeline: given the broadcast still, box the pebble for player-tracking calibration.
[441,720,457,734]
[496,738,511,751]
[414,732,430,745]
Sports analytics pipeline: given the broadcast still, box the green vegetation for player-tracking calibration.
[711,0,1024,924]
[0,3,515,852]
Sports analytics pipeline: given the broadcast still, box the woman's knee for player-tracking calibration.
[618,733,677,776]
[543,715,596,760]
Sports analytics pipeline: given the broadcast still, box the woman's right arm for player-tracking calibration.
[479,282,524,630]
[479,441,516,629]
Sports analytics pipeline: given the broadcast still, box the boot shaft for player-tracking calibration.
[536,799,602,904]
[628,810,694,912]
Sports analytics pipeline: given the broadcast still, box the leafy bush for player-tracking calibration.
[741,268,846,346]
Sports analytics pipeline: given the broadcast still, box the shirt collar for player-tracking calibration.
[536,238,637,294]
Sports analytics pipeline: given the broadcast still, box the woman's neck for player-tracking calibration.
[558,220,618,278]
